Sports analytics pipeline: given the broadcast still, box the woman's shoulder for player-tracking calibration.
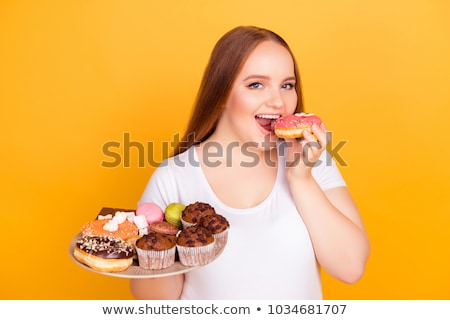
[150,147,201,183]
[158,147,200,170]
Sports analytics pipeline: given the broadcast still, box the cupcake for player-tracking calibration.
[199,213,229,254]
[181,201,216,228]
[176,226,215,266]
[135,231,176,270]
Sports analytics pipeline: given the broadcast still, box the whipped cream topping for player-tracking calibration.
[101,210,149,235]
[133,215,149,229]
[112,212,127,224]
[138,227,149,236]
[98,214,112,220]
[103,219,119,232]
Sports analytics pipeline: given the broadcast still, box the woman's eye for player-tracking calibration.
[282,83,295,89]
[248,82,263,89]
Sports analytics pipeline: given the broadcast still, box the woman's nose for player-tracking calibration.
[267,88,284,108]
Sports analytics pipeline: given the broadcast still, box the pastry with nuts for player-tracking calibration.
[73,235,134,272]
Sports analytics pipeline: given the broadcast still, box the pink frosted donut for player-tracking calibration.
[273,113,322,139]
[136,202,164,225]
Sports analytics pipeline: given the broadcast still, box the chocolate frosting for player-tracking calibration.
[136,231,176,251]
[76,235,134,259]
[177,226,214,247]
[181,202,216,224]
[199,213,230,234]
[96,206,135,220]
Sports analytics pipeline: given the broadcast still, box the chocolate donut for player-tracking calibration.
[73,235,134,272]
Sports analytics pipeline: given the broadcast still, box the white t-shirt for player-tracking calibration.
[139,141,346,299]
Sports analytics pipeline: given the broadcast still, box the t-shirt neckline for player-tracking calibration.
[191,145,283,214]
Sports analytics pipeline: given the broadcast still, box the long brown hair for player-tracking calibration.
[174,26,304,156]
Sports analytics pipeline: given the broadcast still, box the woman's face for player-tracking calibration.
[218,40,298,149]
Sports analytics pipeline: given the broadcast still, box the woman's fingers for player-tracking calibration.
[284,123,329,168]
[305,124,327,147]
[284,138,303,166]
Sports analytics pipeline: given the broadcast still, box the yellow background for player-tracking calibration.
[1,0,449,299]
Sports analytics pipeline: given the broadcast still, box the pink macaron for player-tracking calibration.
[136,202,164,225]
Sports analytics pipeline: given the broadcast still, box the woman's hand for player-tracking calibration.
[285,122,329,180]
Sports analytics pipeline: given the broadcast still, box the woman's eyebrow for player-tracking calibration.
[243,75,296,81]
[243,74,270,81]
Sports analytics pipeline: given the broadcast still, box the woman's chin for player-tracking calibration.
[250,132,278,151]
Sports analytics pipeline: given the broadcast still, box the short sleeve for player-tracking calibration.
[138,159,174,209]
[311,151,347,190]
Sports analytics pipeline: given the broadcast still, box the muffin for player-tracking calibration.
[135,231,176,269]
[199,213,230,254]
[181,201,216,228]
[176,226,215,266]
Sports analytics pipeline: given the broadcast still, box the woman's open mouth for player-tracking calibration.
[255,114,280,133]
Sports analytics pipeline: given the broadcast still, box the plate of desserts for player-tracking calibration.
[69,202,229,279]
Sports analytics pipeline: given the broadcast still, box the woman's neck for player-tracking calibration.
[199,133,278,169]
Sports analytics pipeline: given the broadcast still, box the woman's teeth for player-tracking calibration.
[255,114,280,119]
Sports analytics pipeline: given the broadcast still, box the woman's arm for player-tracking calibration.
[130,274,184,299]
[286,124,370,283]
[289,178,370,283]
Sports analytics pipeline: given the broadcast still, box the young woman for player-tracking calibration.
[130,26,370,299]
